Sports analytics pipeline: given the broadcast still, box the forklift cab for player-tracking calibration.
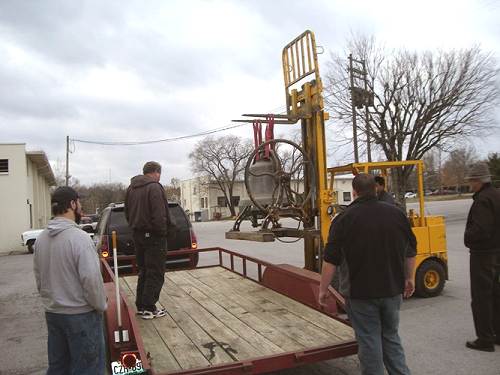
[327,160,448,298]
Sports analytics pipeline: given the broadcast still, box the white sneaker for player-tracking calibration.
[141,308,167,320]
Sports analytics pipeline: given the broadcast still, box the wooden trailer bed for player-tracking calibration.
[121,266,355,374]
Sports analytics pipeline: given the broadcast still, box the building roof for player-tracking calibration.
[26,151,57,186]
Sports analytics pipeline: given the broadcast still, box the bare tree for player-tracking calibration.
[165,177,181,202]
[189,135,253,216]
[76,182,127,214]
[487,153,500,187]
[325,35,499,204]
[442,147,478,193]
[422,150,440,191]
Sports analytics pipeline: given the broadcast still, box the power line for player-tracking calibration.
[71,122,248,146]
[71,104,290,146]
[69,91,340,147]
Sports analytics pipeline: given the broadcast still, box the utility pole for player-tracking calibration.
[65,136,70,186]
[363,61,372,162]
[348,54,359,163]
[348,55,374,163]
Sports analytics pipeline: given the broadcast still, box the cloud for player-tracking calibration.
[0,0,498,188]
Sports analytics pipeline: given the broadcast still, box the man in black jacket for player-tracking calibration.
[464,162,500,352]
[319,173,416,375]
[375,175,396,205]
[125,161,175,320]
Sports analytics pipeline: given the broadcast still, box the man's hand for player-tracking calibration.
[404,278,415,298]
[318,290,329,308]
[318,261,336,309]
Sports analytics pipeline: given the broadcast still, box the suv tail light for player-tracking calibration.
[100,235,110,258]
[190,229,198,249]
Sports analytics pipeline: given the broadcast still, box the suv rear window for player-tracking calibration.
[169,204,189,229]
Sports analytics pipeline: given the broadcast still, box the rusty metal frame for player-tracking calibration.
[101,248,357,375]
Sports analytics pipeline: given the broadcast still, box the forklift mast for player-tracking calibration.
[281,30,333,271]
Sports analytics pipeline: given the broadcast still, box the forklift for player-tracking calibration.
[226,31,448,298]
[328,160,448,297]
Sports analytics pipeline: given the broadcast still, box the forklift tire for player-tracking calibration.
[27,240,35,254]
[415,260,445,298]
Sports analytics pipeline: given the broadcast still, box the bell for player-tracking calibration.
[247,158,279,207]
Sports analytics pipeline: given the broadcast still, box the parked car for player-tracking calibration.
[405,192,417,199]
[79,215,98,233]
[94,202,198,269]
[21,229,44,253]
[22,227,94,254]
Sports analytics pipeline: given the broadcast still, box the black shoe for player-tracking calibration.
[466,339,495,352]
[495,336,500,346]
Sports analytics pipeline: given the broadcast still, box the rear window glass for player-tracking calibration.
[110,210,128,227]
[169,205,188,229]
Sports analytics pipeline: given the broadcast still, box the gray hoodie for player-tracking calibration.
[33,217,107,314]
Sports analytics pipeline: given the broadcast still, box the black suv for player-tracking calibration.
[94,202,198,268]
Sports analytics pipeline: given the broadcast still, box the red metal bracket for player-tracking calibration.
[252,120,262,161]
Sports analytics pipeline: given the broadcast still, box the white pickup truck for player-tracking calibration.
[21,229,44,253]
[21,227,94,253]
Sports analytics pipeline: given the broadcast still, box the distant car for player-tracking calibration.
[79,215,98,233]
[21,229,44,253]
[22,227,94,254]
[405,192,417,199]
[93,202,198,269]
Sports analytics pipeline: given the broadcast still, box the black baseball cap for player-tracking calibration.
[51,186,80,206]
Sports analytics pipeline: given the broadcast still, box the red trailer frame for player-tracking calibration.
[101,248,357,374]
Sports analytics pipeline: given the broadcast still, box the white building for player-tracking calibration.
[180,177,249,221]
[0,144,56,253]
[180,175,354,222]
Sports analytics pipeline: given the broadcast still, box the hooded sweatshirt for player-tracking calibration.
[33,217,107,314]
[124,174,174,236]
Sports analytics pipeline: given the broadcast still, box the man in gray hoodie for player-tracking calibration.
[34,186,107,375]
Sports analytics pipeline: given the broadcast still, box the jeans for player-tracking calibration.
[45,310,105,375]
[346,295,410,375]
[133,232,167,311]
[470,252,500,344]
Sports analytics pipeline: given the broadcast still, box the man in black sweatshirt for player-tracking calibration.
[464,162,500,352]
[125,161,175,320]
[319,173,416,375]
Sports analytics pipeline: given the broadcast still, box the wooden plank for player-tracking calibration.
[167,272,285,355]
[225,231,275,242]
[126,275,234,366]
[214,269,354,340]
[120,278,181,373]
[186,270,345,348]
[159,276,264,361]
[124,278,214,370]
[169,271,304,352]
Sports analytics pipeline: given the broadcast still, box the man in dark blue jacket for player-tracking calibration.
[464,162,500,352]
[319,173,416,375]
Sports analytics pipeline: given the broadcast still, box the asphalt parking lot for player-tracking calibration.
[1,198,499,375]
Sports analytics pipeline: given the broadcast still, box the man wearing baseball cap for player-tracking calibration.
[34,186,107,374]
[464,162,500,352]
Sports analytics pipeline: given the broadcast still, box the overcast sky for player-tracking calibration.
[1,0,499,186]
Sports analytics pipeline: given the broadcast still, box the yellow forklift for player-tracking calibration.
[328,160,448,297]
[226,30,448,298]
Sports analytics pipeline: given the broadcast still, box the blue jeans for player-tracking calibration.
[346,295,410,375]
[45,311,105,375]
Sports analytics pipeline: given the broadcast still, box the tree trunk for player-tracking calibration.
[392,168,407,212]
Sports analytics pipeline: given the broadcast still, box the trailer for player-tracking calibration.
[101,248,357,374]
